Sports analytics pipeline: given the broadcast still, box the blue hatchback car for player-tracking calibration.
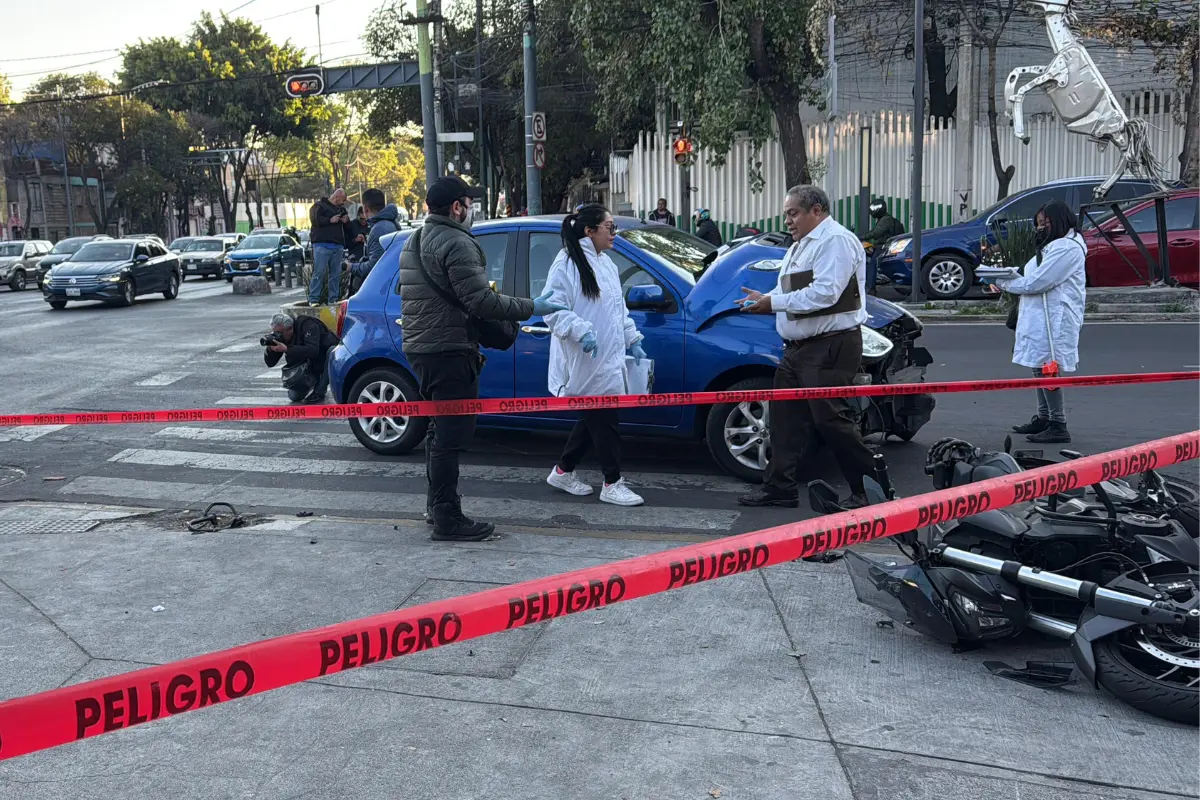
[329,217,930,482]
[222,232,305,282]
[876,176,1166,299]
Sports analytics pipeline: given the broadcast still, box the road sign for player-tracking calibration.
[531,112,546,143]
[285,73,325,98]
[533,143,546,170]
[438,132,475,143]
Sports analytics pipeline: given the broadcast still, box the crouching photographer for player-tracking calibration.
[262,313,339,404]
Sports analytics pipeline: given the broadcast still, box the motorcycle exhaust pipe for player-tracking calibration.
[934,545,1185,627]
[1026,613,1076,639]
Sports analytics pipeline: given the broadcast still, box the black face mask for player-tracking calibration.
[1035,227,1052,246]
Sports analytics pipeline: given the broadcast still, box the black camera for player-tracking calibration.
[260,332,285,347]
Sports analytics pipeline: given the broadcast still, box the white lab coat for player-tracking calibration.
[543,239,643,397]
[994,232,1087,372]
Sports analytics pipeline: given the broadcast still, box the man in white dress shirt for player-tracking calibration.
[736,185,875,510]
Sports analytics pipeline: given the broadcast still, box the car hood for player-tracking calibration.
[39,254,75,267]
[684,239,906,330]
[50,261,130,276]
[182,250,226,259]
[229,249,276,259]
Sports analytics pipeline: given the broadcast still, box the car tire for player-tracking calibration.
[9,269,27,291]
[225,275,233,283]
[347,367,429,456]
[921,254,974,300]
[705,375,774,483]
[48,300,67,310]
[118,279,136,307]
[163,272,180,300]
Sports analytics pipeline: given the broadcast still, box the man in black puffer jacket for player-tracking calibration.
[400,176,563,543]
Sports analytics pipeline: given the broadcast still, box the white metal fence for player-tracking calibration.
[611,92,1187,240]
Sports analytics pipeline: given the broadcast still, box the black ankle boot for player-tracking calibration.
[430,502,495,542]
[1026,422,1070,444]
[1012,416,1049,435]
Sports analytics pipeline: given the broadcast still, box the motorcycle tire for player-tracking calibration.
[1092,568,1198,725]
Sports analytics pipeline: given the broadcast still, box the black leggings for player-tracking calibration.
[559,408,622,484]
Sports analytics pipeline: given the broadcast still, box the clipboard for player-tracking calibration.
[780,269,861,320]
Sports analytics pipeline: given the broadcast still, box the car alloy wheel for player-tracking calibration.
[725,400,771,472]
[358,380,409,444]
[10,270,26,291]
[921,255,974,300]
[120,279,136,307]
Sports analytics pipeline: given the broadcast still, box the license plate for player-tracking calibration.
[66,288,81,297]
[187,264,197,270]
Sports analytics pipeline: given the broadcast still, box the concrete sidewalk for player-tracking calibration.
[0,501,1194,800]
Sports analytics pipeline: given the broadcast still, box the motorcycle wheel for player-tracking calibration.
[1092,567,1198,725]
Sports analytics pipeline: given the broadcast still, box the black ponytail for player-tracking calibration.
[561,203,608,300]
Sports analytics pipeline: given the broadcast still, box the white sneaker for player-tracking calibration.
[546,466,593,496]
[600,478,644,507]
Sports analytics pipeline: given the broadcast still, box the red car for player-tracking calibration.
[1085,189,1199,287]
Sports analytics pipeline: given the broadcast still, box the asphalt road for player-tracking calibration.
[0,280,1197,539]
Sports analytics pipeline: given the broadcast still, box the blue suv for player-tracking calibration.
[877,176,1165,299]
[329,217,933,482]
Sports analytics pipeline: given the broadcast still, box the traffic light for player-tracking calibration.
[285,73,325,98]
[672,136,693,165]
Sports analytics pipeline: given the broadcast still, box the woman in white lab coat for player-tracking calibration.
[994,200,1087,444]
[542,204,647,507]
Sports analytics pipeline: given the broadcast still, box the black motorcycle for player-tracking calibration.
[808,441,1199,724]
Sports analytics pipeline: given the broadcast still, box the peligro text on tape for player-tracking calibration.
[0,371,1194,428]
[0,431,1195,760]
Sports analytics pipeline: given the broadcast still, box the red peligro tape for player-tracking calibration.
[0,430,1195,760]
[0,371,1195,428]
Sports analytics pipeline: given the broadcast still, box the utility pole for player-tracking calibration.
[432,0,446,175]
[521,0,541,214]
[416,0,441,191]
[953,20,976,224]
[909,0,927,303]
[826,13,838,216]
[475,0,487,209]
[55,86,75,238]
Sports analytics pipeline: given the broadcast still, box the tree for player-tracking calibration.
[958,0,1021,199]
[573,0,826,188]
[0,90,49,235]
[1083,0,1199,185]
[121,12,325,231]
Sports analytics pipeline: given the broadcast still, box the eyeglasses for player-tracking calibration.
[600,222,619,234]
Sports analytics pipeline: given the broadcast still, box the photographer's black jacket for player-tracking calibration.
[264,316,339,369]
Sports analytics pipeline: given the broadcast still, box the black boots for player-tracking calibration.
[1012,416,1049,435]
[1026,422,1071,444]
[430,501,495,542]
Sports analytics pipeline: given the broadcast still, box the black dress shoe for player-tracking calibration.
[737,488,799,508]
[1012,416,1049,435]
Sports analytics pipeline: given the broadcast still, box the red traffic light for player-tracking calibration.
[285,73,325,98]
[672,137,692,165]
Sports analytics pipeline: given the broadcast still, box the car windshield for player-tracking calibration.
[238,235,281,250]
[0,243,23,257]
[618,226,713,286]
[170,238,195,249]
[73,243,134,262]
[51,239,89,255]
[184,239,225,252]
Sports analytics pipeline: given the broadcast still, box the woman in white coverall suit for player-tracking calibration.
[994,199,1087,444]
[543,204,648,507]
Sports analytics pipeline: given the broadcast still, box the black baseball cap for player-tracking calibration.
[426,176,486,209]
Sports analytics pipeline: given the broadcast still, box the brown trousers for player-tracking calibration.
[764,328,876,496]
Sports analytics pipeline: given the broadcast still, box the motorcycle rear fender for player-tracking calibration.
[1069,607,1135,686]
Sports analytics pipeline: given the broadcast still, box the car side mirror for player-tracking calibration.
[1109,225,1127,236]
[625,283,667,310]
[807,480,842,515]
[135,254,150,263]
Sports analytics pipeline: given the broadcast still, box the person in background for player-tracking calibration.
[348,206,369,261]
[308,188,352,306]
[262,313,339,404]
[647,198,675,226]
[736,184,876,512]
[995,199,1087,444]
[542,203,647,507]
[400,176,566,542]
[694,208,723,247]
[352,188,401,293]
[860,198,905,249]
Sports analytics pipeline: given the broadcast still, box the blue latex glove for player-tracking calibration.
[629,342,647,365]
[580,331,598,358]
[531,288,567,317]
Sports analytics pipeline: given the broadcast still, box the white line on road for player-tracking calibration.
[156,426,361,448]
[255,370,281,379]
[215,396,292,406]
[61,476,740,530]
[136,371,190,387]
[108,447,747,493]
[216,341,261,353]
[0,425,68,443]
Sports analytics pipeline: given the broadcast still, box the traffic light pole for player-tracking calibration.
[522,0,541,215]
[416,0,441,191]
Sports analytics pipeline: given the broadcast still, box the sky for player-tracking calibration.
[0,0,386,99]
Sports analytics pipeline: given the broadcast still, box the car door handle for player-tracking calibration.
[1169,239,1196,247]
[521,325,551,334]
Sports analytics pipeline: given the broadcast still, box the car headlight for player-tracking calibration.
[886,237,912,256]
[861,326,895,361]
[99,273,125,283]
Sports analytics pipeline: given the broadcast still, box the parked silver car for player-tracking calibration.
[0,240,54,291]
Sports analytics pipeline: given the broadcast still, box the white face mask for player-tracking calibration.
[457,203,473,230]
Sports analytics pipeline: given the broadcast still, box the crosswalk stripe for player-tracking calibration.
[60,476,739,531]
[136,371,190,387]
[215,396,291,405]
[155,426,361,448]
[108,447,747,493]
[0,425,68,443]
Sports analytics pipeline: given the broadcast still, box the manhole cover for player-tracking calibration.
[0,467,25,488]
[0,520,102,535]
